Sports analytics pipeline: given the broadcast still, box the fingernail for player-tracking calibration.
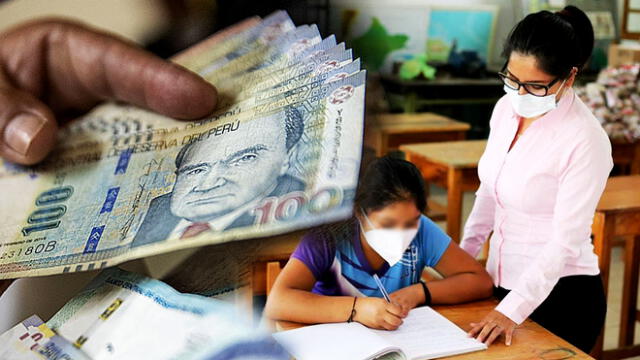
[4,114,46,155]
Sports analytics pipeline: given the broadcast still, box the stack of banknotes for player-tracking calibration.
[0,267,289,359]
[0,11,365,281]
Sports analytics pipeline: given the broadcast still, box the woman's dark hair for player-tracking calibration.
[355,156,426,215]
[503,5,594,78]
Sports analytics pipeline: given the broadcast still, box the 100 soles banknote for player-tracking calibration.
[0,12,365,279]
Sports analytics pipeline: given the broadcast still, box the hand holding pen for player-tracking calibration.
[345,274,406,331]
[373,274,392,303]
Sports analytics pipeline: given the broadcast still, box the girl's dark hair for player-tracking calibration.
[355,156,426,215]
[503,5,594,78]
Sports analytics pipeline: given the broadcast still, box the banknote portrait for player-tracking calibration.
[132,107,306,247]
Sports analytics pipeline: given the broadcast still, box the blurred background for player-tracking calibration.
[2,1,640,357]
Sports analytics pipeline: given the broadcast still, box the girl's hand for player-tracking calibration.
[353,297,406,330]
[468,309,517,346]
[389,283,425,315]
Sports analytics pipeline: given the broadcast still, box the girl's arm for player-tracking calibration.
[264,258,405,330]
[390,241,493,310]
[264,258,354,324]
[428,241,494,303]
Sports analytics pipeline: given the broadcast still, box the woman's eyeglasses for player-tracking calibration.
[498,65,561,97]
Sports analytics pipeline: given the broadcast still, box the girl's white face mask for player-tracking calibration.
[504,79,566,119]
[360,210,418,267]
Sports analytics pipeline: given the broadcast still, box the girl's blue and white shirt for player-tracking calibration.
[291,215,451,297]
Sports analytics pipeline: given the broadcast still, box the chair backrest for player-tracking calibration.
[266,261,283,296]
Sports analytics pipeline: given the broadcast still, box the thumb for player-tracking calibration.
[0,85,57,165]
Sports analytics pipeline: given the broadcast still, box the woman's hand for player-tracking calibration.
[389,283,424,315]
[353,297,406,330]
[468,309,517,346]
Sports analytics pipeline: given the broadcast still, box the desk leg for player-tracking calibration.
[593,212,614,295]
[376,132,386,157]
[405,93,418,113]
[446,168,463,243]
[631,142,640,175]
[591,212,614,359]
[619,235,640,347]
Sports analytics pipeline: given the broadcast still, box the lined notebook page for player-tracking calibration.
[273,321,397,360]
[372,307,487,360]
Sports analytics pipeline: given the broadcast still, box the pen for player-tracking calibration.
[372,274,391,303]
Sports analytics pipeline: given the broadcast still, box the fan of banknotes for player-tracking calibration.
[0,267,290,360]
[0,11,365,280]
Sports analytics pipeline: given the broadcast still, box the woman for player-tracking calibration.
[462,6,612,353]
[264,156,493,330]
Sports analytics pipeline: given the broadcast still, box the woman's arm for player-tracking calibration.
[389,241,493,311]
[264,258,406,330]
[494,130,612,325]
[460,96,509,258]
[460,182,496,258]
[470,127,613,347]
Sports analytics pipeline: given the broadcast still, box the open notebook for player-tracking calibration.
[273,306,487,360]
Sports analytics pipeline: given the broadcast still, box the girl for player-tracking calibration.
[462,6,611,353]
[265,156,493,330]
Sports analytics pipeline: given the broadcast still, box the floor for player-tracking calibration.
[429,185,638,357]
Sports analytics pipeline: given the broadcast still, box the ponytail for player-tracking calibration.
[503,5,594,78]
[556,5,595,71]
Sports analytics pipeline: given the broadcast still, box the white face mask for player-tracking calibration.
[360,210,419,267]
[504,79,566,118]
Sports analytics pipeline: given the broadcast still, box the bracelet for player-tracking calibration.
[419,280,432,306]
[347,297,358,322]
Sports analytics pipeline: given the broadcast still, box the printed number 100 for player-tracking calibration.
[22,186,74,236]
[253,188,343,224]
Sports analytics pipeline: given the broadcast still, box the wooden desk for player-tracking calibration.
[365,113,470,157]
[379,75,503,139]
[591,176,640,359]
[401,140,486,242]
[276,299,592,359]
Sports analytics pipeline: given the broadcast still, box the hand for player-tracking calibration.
[353,297,406,330]
[468,309,517,346]
[389,283,424,315]
[0,19,218,164]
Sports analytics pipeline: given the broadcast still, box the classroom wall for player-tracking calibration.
[329,0,522,71]
[331,0,628,72]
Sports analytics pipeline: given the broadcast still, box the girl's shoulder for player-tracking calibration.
[294,220,357,263]
[415,215,452,261]
[417,215,443,238]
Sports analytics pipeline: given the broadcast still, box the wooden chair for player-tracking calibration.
[266,261,283,296]
[261,261,284,330]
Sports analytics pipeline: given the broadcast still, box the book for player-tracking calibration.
[272,306,487,360]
